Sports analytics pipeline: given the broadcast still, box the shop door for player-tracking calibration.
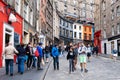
[104,43,107,54]
[3,23,14,67]
[117,40,120,56]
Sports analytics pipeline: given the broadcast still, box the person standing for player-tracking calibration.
[73,44,78,70]
[52,44,59,70]
[67,46,75,74]
[45,44,50,63]
[25,42,33,70]
[32,43,37,68]
[3,42,18,76]
[37,42,43,70]
[17,43,26,74]
[78,43,88,73]
[86,44,92,62]
[94,45,99,56]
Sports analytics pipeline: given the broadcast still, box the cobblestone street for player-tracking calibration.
[44,54,120,80]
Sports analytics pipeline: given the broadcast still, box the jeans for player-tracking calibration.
[18,56,25,73]
[5,59,14,74]
[32,56,37,67]
[69,59,74,72]
[27,56,32,68]
[53,56,59,70]
[37,56,42,69]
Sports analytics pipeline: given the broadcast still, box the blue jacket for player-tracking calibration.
[52,47,59,57]
[37,46,43,57]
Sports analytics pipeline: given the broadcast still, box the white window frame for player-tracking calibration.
[112,26,115,36]
[111,9,114,20]
[15,0,21,14]
[117,23,120,34]
[103,30,106,38]
[102,1,106,11]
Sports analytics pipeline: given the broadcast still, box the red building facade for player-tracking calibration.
[94,30,101,53]
[0,1,23,67]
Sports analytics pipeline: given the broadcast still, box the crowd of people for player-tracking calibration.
[66,42,99,74]
[3,41,99,76]
[3,42,65,76]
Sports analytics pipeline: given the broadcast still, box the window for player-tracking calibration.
[111,0,115,4]
[36,20,39,31]
[63,21,65,26]
[84,33,87,40]
[15,0,21,14]
[117,23,120,34]
[111,9,114,20]
[66,30,69,37]
[89,27,91,32]
[60,27,62,35]
[89,34,91,40]
[79,33,81,39]
[116,6,120,17]
[103,15,106,24]
[63,28,65,36]
[84,27,87,31]
[74,25,76,29]
[103,30,106,38]
[64,9,67,12]
[67,22,69,27]
[60,19,62,24]
[70,24,73,29]
[30,10,33,25]
[70,31,73,38]
[74,32,77,38]
[112,26,114,36]
[102,1,106,10]
[37,0,40,10]
[79,26,81,30]
[24,3,28,21]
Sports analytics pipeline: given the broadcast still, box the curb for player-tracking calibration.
[40,58,52,80]
[100,54,120,60]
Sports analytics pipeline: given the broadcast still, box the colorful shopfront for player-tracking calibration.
[0,1,23,67]
[94,30,101,53]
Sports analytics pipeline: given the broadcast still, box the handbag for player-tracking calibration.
[34,49,39,57]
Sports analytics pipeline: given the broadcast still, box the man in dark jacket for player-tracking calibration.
[17,43,26,74]
[25,42,33,70]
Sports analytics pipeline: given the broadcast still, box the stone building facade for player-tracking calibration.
[94,0,120,56]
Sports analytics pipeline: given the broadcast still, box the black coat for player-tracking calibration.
[67,51,75,60]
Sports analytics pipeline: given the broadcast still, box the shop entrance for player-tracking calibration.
[117,40,120,56]
[2,23,14,67]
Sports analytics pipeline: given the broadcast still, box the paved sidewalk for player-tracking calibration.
[0,58,52,80]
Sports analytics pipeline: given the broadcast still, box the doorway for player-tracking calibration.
[5,33,11,46]
[2,23,14,67]
[117,40,120,56]
[104,43,107,54]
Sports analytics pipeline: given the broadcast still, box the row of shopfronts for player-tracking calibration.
[94,30,120,56]
[0,1,44,68]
